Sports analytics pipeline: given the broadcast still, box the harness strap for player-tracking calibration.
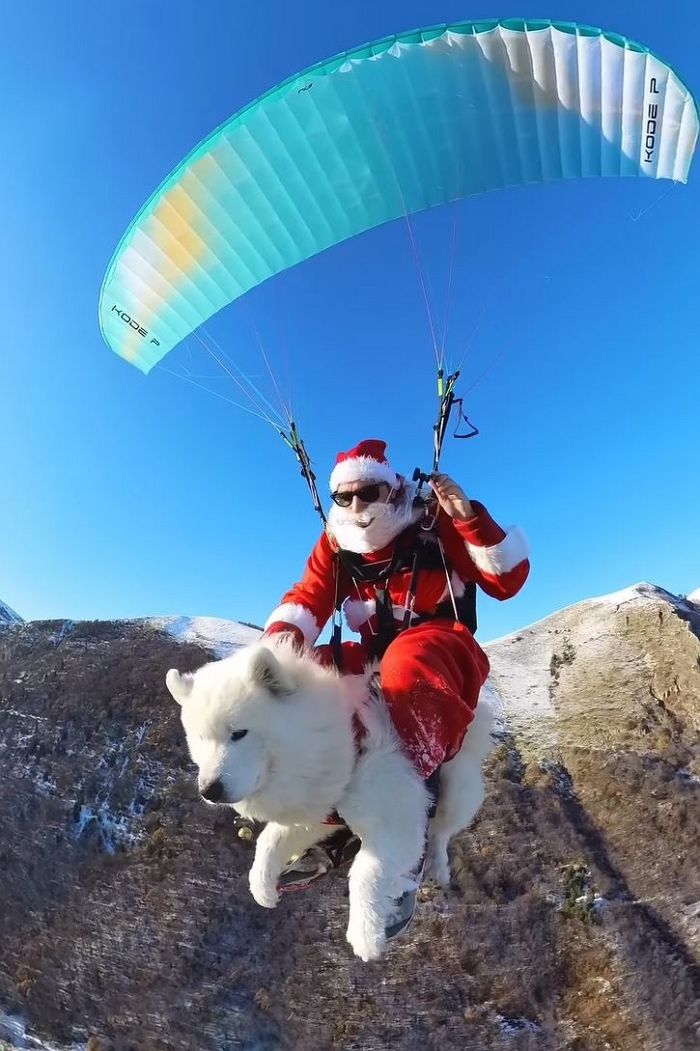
[332,522,478,661]
[330,553,344,668]
[374,587,397,660]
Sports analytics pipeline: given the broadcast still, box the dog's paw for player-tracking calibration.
[346,912,387,963]
[249,867,280,909]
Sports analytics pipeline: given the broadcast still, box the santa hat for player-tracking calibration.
[329,439,399,492]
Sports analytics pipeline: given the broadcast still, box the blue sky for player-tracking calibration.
[1,0,698,643]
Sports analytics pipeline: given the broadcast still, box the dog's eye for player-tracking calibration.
[230,729,248,742]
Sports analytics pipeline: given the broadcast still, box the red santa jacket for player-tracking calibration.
[264,501,529,653]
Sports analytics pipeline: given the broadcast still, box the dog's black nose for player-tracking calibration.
[201,779,224,803]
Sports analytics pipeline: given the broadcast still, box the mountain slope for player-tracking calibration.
[0,588,699,1051]
[0,599,22,625]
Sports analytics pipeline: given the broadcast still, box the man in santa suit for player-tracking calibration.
[262,438,529,934]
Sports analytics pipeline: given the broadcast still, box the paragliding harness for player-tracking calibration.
[330,523,477,663]
[328,368,479,663]
[277,368,480,665]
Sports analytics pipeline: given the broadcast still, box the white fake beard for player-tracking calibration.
[328,482,422,554]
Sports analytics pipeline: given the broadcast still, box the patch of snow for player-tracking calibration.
[483,681,507,738]
[686,587,700,608]
[0,599,23,625]
[71,723,161,851]
[587,581,654,606]
[35,774,57,798]
[0,1010,86,1050]
[485,581,667,648]
[49,620,75,646]
[586,580,680,608]
[72,798,141,853]
[482,580,677,756]
[485,627,558,727]
[73,804,97,838]
[147,615,261,658]
[591,893,611,915]
[1,709,48,722]
[496,1014,540,1036]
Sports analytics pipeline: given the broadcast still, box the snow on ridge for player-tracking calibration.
[0,599,23,625]
[485,580,675,647]
[586,580,677,607]
[0,608,260,657]
[484,625,558,730]
[482,579,687,748]
[686,587,700,608]
[147,615,261,658]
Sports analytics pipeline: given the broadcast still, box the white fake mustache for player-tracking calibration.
[331,501,397,529]
[328,483,421,553]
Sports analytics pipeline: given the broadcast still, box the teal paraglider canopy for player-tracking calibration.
[99,18,698,375]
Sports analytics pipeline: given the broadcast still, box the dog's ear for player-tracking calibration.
[166,668,195,705]
[248,647,295,696]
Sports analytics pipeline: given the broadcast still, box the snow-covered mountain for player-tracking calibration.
[146,613,260,656]
[0,599,22,625]
[484,581,700,763]
[687,586,700,607]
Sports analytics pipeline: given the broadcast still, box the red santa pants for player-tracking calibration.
[316,620,489,780]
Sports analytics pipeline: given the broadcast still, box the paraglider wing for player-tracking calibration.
[99,19,699,373]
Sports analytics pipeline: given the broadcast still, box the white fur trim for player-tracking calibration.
[466,526,529,576]
[329,456,398,492]
[264,603,321,645]
[342,597,419,632]
[343,598,376,632]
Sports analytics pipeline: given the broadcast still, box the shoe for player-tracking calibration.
[384,852,426,941]
[277,826,361,893]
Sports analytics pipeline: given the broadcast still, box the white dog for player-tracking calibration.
[166,638,496,962]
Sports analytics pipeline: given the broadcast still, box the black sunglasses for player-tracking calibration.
[331,483,386,507]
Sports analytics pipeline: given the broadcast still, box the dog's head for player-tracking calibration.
[166,644,296,807]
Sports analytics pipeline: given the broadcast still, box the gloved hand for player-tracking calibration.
[261,623,306,652]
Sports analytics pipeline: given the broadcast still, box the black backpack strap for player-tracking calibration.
[330,550,345,668]
[436,581,477,634]
[373,587,398,660]
[333,524,478,664]
[419,528,479,635]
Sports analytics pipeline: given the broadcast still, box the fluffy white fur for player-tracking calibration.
[262,602,321,645]
[329,455,398,492]
[465,526,530,576]
[167,638,496,962]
